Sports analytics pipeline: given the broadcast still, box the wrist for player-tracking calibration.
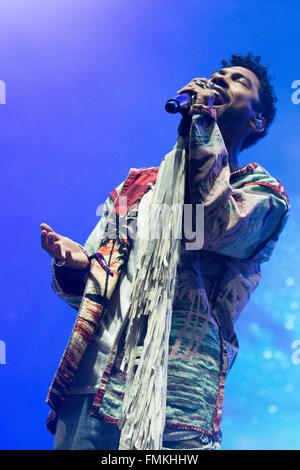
[54,246,114,277]
[53,245,90,270]
[190,104,217,122]
[54,262,90,276]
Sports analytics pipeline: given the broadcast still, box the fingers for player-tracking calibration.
[177,77,216,111]
[40,223,54,233]
[40,227,53,251]
[40,223,59,242]
[41,223,54,249]
[191,77,208,85]
[41,230,48,250]
[177,85,193,95]
[177,77,208,94]
[65,250,72,264]
[49,241,66,262]
[40,222,62,259]
[41,236,66,261]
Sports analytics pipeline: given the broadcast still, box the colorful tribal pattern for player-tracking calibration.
[46,167,159,432]
[162,431,221,450]
[46,114,290,442]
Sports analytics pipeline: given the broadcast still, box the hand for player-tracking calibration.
[177,77,215,115]
[40,223,89,270]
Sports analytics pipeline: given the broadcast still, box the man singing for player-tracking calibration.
[41,53,290,450]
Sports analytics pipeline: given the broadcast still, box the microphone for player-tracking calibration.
[165,92,195,114]
[165,81,216,114]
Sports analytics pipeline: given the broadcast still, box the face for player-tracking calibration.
[208,66,262,135]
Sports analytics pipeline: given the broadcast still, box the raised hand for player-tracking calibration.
[40,223,89,270]
[177,77,215,115]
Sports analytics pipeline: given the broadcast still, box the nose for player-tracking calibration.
[211,73,229,89]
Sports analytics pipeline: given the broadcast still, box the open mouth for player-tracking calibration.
[211,86,230,106]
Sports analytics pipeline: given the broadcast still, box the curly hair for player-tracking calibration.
[221,52,277,151]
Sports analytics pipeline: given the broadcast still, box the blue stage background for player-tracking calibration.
[1,0,299,450]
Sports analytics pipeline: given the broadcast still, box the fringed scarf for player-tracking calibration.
[118,139,187,450]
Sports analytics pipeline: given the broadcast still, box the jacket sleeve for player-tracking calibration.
[51,191,116,311]
[184,114,290,260]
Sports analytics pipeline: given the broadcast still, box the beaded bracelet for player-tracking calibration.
[83,248,114,277]
[177,103,217,137]
[190,103,217,121]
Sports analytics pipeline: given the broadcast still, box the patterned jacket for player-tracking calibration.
[45,114,290,443]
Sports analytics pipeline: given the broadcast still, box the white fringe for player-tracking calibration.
[118,142,186,450]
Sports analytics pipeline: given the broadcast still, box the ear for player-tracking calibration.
[249,113,267,134]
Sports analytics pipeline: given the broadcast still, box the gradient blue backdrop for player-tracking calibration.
[1,0,299,450]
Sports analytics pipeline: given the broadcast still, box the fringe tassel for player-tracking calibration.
[118,142,186,450]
